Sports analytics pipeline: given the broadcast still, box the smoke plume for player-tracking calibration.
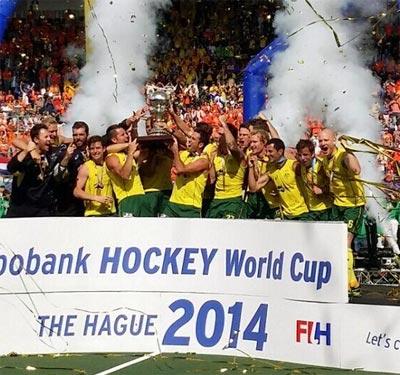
[64,0,170,135]
[264,0,384,144]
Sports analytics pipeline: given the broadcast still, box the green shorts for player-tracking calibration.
[119,195,153,217]
[246,192,276,219]
[284,211,314,221]
[331,205,365,234]
[206,196,247,219]
[143,190,172,217]
[308,208,332,221]
[163,201,201,218]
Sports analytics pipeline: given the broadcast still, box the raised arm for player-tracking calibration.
[170,138,208,174]
[258,113,280,139]
[169,108,192,137]
[106,141,138,180]
[219,116,244,162]
[106,143,129,154]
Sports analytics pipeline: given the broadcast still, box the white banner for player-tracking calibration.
[0,292,400,373]
[2,292,400,374]
[0,292,340,366]
[0,218,348,303]
[341,304,400,374]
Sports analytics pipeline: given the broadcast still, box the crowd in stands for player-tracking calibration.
[372,12,400,188]
[0,5,84,161]
[0,1,278,162]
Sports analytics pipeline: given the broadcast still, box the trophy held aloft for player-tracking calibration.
[137,90,173,144]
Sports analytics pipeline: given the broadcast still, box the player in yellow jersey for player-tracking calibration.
[295,139,333,221]
[105,124,151,217]
[207,117,247,219]
[139,143,173,217]
[246,129,279,219]
[249,138,310,220]
[163,126,211,218]
[107,109,173,217]
[73,136,116,216]
[318,128,365,297]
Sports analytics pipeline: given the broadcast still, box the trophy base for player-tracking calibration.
[137,134,173,144]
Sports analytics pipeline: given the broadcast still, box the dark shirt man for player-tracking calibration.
[7,124,56,217]
[54,121,89,216]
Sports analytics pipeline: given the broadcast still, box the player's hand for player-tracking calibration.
[312,185,323,195]
[96,195,113,205]
[127,139,138,156]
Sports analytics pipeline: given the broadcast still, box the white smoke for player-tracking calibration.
[264,0,392,237]
[64,0,170,135]
[264,0,384,145]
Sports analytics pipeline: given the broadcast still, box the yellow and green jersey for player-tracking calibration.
[255,155,280,209]
[83,160,116,216]
[268,159,309,218]
[106,152,144,202]
[321,147,366,207]
[299,158,333,212]
[140,151,173,192]
[170,150,208,208]
[213,153,246,199]
[202,143,217,160]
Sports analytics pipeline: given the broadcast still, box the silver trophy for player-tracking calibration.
[138,89,173,143]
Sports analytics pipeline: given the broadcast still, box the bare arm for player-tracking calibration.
[15,140,37,162]
[344,152,361,175]
[170,126,188,148]
[247,156,260,192]
[107,143,129,154]
[207,148,217,184]
[170,138,208,174]
[12,137,28,150]
[249,170,270,191]
[175,154,209,174]
[106,141,138,180]
[58,134,73,144]
[258,113,280,139]
[169,109,192,137]
[313,163,330,195]
[219,116,244,162]
[266,119,279,139]
[125,106,147,137]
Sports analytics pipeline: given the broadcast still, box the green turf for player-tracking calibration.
[0,353,392,375]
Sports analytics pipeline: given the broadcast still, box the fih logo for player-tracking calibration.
[296,320,331,346]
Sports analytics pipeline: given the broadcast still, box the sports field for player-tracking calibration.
[0,353,392,375]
